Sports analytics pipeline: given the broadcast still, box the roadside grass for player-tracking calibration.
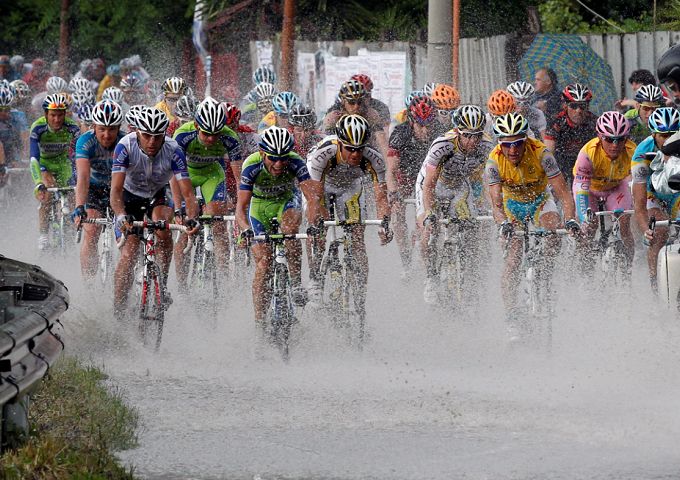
[0,356,139,479]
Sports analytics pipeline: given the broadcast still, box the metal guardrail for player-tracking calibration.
[0,255,68,450]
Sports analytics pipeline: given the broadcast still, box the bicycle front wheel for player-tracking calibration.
[268,263,295,360]
[138,265,166,351]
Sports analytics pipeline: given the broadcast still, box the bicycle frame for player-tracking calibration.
[45,187,74,253]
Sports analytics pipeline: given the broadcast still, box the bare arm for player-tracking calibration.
[236,189,253,231]
[177,178,199,219]
[488,183,506,224]
[374,181,390,220]
[633,183,649,232]
[548,174,576,221]
[544,137,555,153]
[386,150,400,193]
[299,178,326,224]
[422,167,439,216]
[110,173,126,217]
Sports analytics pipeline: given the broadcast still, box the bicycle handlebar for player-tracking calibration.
[323,219,384,227]
[252,233,309,242]
[45,186,74,193]
[435,215,493,225]
[512,228,568,236]
[594,209,634,217]
[116,221,191,251]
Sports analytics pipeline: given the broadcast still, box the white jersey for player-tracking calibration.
[423,130,493,189]
[306,135,386,190]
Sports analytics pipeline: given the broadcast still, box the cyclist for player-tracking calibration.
[30,76,68,116]
[624,85,665,143]
[322,80,389,159]
[394,89,426,125]
[631,107,680,291]
[248,82,278,131]
[168,95,196,137]
[120,73,147,106]
[507,80,547,140]
[326,74,391,126]
[0,87,29,167]
[9,79,31,112]
[29,93,81,250]
[543,83,597,186]
[258,91,299,133]
[573,111,636,272]
[485,89,516,138]
[387,95,441,278]
[225,102,259,179]
[485,112,578,337]
[74,100,125,279]
[236,125,324,329]
[431,84,460,128]
[155,77,187,124]
[111,106,199,317]
[306,114,392,305]
[289,103,322,158]
[418,105,495,303]
[173,97,242,288]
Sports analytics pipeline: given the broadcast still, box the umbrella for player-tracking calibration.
[518,34,617,116]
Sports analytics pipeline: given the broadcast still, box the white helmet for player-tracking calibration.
[9,80,30,99]
[92,100,123,127]
[259,125,295,155]
[506,81,535,103]
[135,106,169,135]
[102,86,124,104]
[493,112,529,137]
[68,77,92,93]
[162,77,187,95]
[335,114,370,147]
[194,97,226,134]
[71,89,95,107]
[46,76,68,94]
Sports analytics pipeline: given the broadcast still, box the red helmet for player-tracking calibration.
[224,102,241,126]
[408,96,436,125]
[562,83,593,103]
[351,74,374,93]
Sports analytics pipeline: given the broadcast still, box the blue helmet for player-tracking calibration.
[648,107,680,133]
[253,66,276,85]
[271,91,299,116]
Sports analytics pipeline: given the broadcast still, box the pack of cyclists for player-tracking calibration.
[5,46,680,345]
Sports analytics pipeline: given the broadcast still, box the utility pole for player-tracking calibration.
[280,0,296,90]
[427,0,453,83]
[59,0,69,77]
[452,0,460,87]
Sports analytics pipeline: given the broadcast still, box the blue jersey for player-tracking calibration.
[631,135,657,186]
[0,110,28,162]
[75,130,125,187]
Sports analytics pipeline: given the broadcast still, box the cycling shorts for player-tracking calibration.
[648,177,680,219]
[578,179,633,215]
[30,157,74,188]
[324,176,365,223]
[86,183,110,213]
[188,163,226,204]
[123,188,167,221]
[249,190,301,237]
[504,189,558,224]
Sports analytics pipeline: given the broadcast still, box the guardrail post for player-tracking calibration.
[2,396,30,450]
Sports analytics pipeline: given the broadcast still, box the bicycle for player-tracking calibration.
[41,186,75,254]
[504,217,568,346]
[77,207,116,286]
[311,215,386,350]
[249,218,308,361]
[650,218,680,311]
[118,219,191,351]
[187,214,234,315]
[588,201,634,286]
[426,213,493,312]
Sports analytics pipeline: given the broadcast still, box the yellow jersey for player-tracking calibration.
[573,137,635,191]
[485,137,561,202]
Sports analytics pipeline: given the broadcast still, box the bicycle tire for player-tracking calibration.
[138,264,166,351]
[268,262,295,360]
[345,244,367,350]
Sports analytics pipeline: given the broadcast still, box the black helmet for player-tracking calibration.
[657,44,680,84]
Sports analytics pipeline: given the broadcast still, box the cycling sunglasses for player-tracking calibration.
[342,143,365,153]
[459,131,484,139]
[344,98,361,105]
[567,102,589,111]
[265,154,290,163]
[602,135,628,144]
[437,109,454,116]
[499,138,526,149]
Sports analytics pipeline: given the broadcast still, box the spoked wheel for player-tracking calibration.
[523,260,553,350]
[267,264,295,361]
[346,262,367,351]
[192,248,221,319]
[138,265,166,351]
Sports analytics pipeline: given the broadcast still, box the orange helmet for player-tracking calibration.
[431,84,460,110]
[487,90,516,116]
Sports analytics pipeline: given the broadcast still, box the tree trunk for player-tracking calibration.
[59,0,69,77]
[280,0,296,90]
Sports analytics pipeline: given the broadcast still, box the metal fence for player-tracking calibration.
[0,255,68,450]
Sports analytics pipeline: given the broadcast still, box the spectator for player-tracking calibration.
[23,58,50,92]
[0,56,9,81]
[616,69,659,111]
[533,67,562,125]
